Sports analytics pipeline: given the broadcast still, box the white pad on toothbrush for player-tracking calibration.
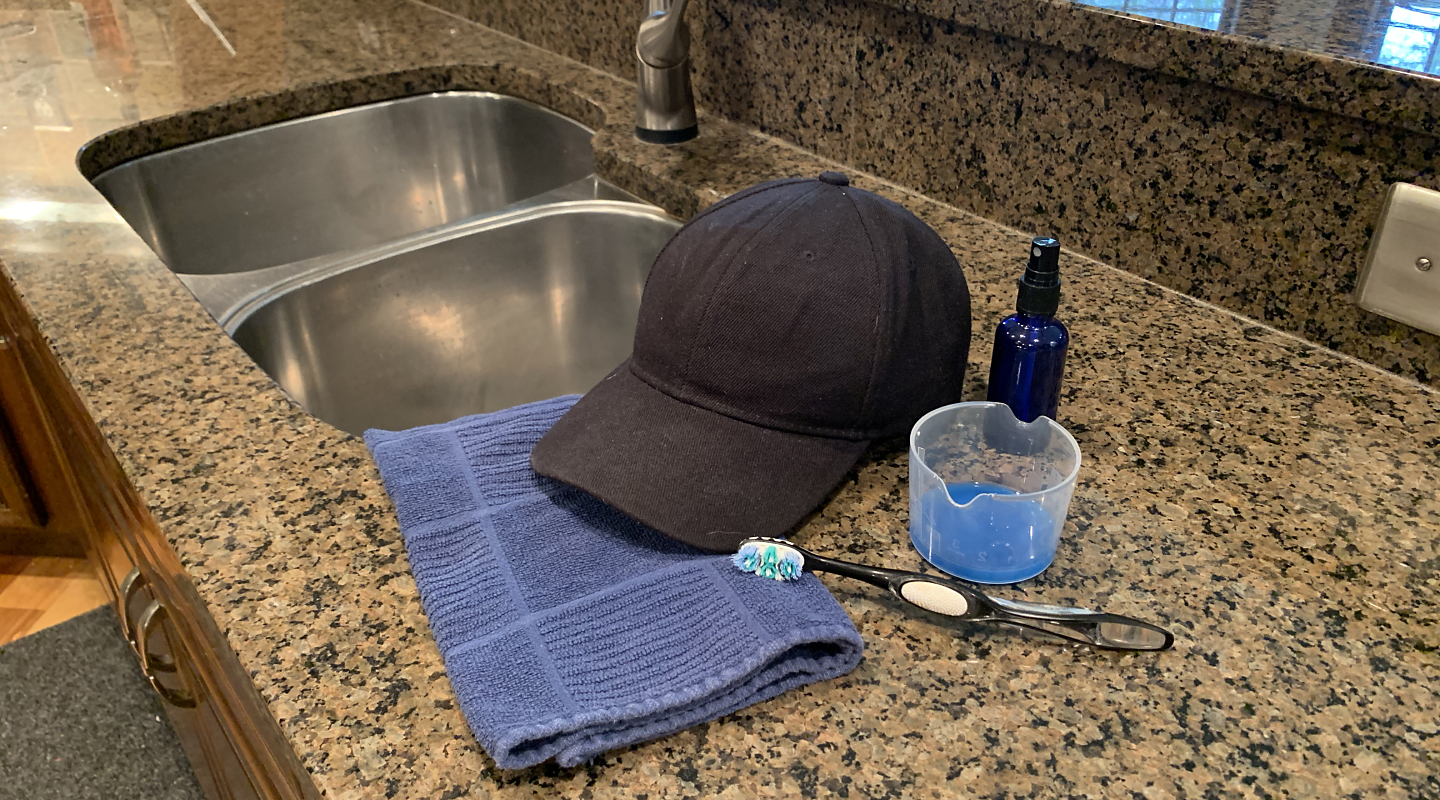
[898,581,970,616]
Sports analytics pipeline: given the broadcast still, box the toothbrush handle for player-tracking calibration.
[807,553,1173,652]
[802,550,908,590]
[804,553,994,620]
[974,595,1175,651]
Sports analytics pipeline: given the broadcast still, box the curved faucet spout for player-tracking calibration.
[637,0,691,69]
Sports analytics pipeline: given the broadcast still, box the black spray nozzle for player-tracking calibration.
[1016,236,1062,316]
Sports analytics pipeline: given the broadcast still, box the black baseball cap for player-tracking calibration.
[531,172,971,551]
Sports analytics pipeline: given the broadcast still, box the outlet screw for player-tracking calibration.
[1419,257,1433,272]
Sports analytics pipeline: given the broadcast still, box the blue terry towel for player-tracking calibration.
[364,396,864,770]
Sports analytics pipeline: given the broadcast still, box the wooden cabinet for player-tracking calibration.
[118,564,267,800]
[0,269,320,800]
[0,315,87,557]
[0,403,43,530]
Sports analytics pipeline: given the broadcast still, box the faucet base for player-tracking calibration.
[635,125,698,144]
[636,54,698,145]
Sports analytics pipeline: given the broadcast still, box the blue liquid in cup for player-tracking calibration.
[915,482,1057,584]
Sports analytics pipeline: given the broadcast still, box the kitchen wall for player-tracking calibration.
[428,0,1440,386]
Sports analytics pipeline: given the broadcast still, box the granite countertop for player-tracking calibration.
[879,0,1440,136]
[1,0,1437,797]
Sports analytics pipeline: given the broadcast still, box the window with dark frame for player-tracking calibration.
[1375,2,1440,74]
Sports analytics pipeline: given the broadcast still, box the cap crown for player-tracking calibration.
[631,176,971,440]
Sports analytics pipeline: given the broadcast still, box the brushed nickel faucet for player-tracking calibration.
[635,0,698,143]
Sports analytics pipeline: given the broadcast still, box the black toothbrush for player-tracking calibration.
[732,537,1174,652]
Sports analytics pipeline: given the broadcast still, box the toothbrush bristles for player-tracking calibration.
[731,542,804,581]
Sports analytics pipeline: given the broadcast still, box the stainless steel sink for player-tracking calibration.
[93,92,600,275]
[230,202,678,435]
[88,92,682,434]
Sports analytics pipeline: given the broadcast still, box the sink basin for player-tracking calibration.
[87,92,683,433]
[230,202,679,435]
[92,92,598,275]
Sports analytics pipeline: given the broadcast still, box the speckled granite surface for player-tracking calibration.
[0,0,1437,798]
[867,0,1440,136]
[438,0,1440,135]
[429,0,1440,390]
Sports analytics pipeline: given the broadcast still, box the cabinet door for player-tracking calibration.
[0,331,45,532]
[124,567,263,800]
[0,404,42,529]
[0,313,83,556]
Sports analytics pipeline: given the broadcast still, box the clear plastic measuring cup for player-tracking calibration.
[909,402,1081,584]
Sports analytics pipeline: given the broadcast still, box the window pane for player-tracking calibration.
[1392,5,1440,28]
[1377,26,1435,71]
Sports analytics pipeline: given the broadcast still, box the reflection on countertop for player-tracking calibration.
[1076,0,1440,76]
[1075,0,1233,32]
[0,0,1436,798]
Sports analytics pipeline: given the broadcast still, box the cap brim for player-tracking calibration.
[530,362,869,552]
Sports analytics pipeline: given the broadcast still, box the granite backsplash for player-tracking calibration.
[427,0,1440,387]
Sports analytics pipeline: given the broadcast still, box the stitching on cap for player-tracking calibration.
[635,181,796,331]
[848,190,888,428]
[681,182,827,381]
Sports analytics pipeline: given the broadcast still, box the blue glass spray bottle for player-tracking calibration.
[987,237,1068,423]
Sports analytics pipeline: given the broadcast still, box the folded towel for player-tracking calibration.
[364,396,864,770]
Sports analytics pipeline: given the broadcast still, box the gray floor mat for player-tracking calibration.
[0,606,205,800]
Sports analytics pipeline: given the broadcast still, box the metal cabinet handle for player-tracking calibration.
[136,600,198,709]
[119,567,143,646]
[119,567,174,672]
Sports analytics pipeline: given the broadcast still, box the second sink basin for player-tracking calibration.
[231,202,679,435]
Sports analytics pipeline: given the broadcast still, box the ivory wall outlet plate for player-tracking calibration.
[1355,182,1440,336]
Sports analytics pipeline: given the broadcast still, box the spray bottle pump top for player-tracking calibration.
[1015,237,1061,316]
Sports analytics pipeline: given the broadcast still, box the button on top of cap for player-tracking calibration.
[818,171,849,187]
